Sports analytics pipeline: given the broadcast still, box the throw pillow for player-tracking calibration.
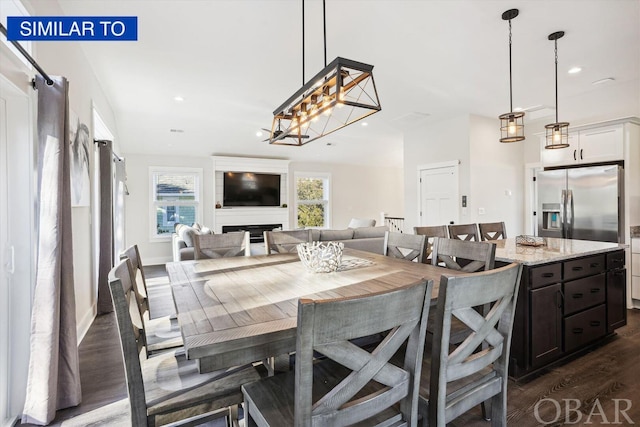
[347,218,376,228]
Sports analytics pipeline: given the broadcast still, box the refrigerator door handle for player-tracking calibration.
[560,189,567,238]
[566,189,574,239]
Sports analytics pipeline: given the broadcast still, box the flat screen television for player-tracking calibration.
[223,172,281,207]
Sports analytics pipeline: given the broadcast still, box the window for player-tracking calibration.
[295,172,330,228]
[150,167,203,239]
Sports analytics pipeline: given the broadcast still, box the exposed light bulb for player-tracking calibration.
[508,119,516,135]
[553,127,561,142]
[336,88,345,107]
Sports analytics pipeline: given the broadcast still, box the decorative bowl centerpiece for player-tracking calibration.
[297,241,344,273]
[515,235,546,247]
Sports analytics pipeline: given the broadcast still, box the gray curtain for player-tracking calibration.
[96,140,113,314]
[22,76,81,424]
[113,157,127,271]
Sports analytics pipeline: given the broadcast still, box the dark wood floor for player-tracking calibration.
[31,265,640,426]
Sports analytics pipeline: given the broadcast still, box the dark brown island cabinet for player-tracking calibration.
[493,238,626,381]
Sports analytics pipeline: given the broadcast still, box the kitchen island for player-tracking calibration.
[492,237,626,381]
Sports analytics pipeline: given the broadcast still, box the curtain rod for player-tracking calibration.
[0,22,54,87]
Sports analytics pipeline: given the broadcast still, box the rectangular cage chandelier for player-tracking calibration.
[268,57,381,146]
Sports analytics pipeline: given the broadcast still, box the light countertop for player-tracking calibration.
[494,237,623,266]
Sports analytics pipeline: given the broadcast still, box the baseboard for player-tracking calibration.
[2,415,20,427]
[77,302,96,345]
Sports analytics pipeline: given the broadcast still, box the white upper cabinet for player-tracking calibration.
[540,123,623,167]
[540,133,579,167]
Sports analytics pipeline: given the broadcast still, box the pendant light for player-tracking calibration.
[544,31,570,149]
[268,0,381,146]
[498,8,525,143]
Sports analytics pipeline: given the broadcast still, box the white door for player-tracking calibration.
[0,76,34,425]
[418,162,459,226]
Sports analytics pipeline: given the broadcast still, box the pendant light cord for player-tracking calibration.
[508,19,513,112]
[554,39,559,123]
[323,0,327,67]
[302,0,327,83]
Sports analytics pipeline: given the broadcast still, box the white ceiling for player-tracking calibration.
[52,0,639,167]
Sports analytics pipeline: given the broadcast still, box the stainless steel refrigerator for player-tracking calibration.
[537,164,623,243]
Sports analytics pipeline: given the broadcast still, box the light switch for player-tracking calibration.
[478,207,485,215]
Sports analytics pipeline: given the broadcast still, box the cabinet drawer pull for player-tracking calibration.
[613,271,625,277]
[589,262,600,268]
[572,266,584,271]
[572,328,584,334]
[542,272,555,278]
[612,259,623,265]
[590,288,601,294]
[573,150,577,161]
[590,321,601,327]
[580,149,584,160]
[572,293,584,299]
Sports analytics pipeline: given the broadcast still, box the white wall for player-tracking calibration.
[468,115,525,236]
[289,162,404,229]
[403,115,471,231]
[123,154,214,265]
[403,114,525,236]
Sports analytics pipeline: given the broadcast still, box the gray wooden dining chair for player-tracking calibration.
[418,263,523,426]
[109,258,266,427]
[193,231,250,259]
[429,238,497,346]
[242,276,434,427]
[384,231,427,263]
[478,222,507,241]
[120,245,182,355]
[263,229,312,254]
[447,223,479,242]
[430,237,496,273]
[414,225,449,264]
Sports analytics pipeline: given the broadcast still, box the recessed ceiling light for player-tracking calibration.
[568,67,582,74]
[592,77,615,85]
[256,131,263,137]
[169,129,184,133]
[361,122,368,126]
[513,107,524,112]
[174,96,184,102]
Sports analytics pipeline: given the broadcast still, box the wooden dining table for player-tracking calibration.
[166,248,462,373]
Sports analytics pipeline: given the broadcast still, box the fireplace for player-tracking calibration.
[222,224,282,243]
